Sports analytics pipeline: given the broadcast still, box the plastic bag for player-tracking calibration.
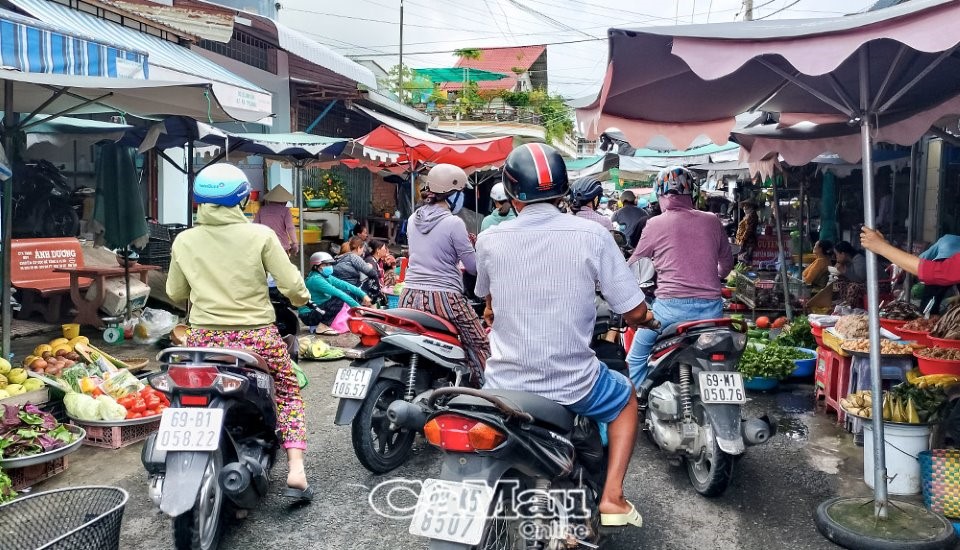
[134,307,179,344]
[330,303,352,334]
[100,369,142,399]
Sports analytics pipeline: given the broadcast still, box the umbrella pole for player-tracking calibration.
[186,141,195,228]
[770,173,793,319]
[861,111,889,521]
[297,165,305,276]
[904,144,917,298]
[1,81,13,356]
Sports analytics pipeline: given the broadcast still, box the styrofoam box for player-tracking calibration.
[85,277,151,316]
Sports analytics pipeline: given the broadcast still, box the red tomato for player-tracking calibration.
[131,399,147,414]
[118,396,135,410]
[157,405,168,413]
[125,410,137,420]
[129,412,143,419]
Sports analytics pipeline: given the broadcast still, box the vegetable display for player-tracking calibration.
[738,342,808,380]
[834,315,869,339]
[0,404,77,458]
[297,336,345,360]
[905,368,960,388]
[915,347,960,361]
[842,338,921,355]
[776,316,817,349]
[902,316,940,332]
[879,301,921,321]
[841,376,953,424]
[931,303,960,340]
[0,467,14,503]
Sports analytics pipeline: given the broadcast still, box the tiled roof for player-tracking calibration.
[443,45,546,91]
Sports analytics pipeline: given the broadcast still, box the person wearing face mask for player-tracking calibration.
[480,182,516,232]
[401,163,490,385]
[299,252,371,329]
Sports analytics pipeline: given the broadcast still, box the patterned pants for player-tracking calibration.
[185,325,307,450]
[399,288,490,386]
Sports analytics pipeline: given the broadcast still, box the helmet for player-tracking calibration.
[424,164,467,194]
[501,143,569,203]
[568,176,604,209]
[309,251,335,267]
[655,166,697,197]
[620,190,637,203]
[193,163,251,207]
[489,182,509,202]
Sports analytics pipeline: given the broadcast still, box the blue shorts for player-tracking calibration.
[567,364,633,424]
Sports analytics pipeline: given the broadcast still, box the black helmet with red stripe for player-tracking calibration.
[501,143,569,203]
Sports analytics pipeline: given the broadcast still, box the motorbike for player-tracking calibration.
[12,159,81,238]
[633,317,776,496]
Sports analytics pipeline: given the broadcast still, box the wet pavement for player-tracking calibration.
[10,329,895,549]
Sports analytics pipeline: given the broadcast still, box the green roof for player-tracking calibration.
[633,141,739,157]
[565,155,604,170]
[413,67,508,83]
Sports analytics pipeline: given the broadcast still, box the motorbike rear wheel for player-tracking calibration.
[475,485,529,550]
[351,378,416,473]
[173,451,225,550]
[685,419,735,497]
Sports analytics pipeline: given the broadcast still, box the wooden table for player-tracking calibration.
[54,265,159,328]
[367,217,404,245]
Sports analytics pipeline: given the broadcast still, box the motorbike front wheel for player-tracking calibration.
[351,378,416,473]
[684,414,735,497]
[173,451,225,550]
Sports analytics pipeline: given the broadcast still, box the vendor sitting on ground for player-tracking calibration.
[333,236,380,288]
[802,240,834,289]
[833,240,870,307]
[300,252,371,331]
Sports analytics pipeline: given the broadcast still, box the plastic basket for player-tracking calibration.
[386,293,400,309]
[9,456,69,491]
[71,419,160,449]
[920,450,960,518]
[0,486,128,550]
[138,252,170,272]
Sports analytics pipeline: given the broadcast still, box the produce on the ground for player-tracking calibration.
[842,338,921,355]
[0,467,14,503]
[834,315,870,339]
[738,342,810,380]
[902,316,940,332]
[775,316,817,349]
[840,383,949,424]
[0,403,77,458]
[906,368,960,388]
[297,336,346,360]
[879,301,921,320]
[931,303,960,340]
[914,347,960,361]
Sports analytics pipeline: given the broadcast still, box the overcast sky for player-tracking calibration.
[277,0,879,98]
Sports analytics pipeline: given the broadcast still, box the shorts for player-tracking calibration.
[567,364,633,424]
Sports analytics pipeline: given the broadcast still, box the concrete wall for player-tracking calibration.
[922,139,942,243]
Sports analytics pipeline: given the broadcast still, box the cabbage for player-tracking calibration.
[64,392,100,421]
[96,395,127,421]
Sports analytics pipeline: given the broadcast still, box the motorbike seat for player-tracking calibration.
[448,390,574,434]
[387,308,459,335]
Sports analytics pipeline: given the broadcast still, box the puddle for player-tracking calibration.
[777,415,809,441]
[775,391,816,414]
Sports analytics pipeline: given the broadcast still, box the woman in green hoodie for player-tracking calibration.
[167,164,314,501]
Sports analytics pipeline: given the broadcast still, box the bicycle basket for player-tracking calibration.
[0,486,128,550]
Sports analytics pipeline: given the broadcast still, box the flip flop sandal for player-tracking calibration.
[282,485,314,502]
[600,501,642,528]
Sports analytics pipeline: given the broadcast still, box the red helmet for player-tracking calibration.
[501,143,569,203]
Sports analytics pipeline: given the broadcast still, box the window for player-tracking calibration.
[199,30,270,71]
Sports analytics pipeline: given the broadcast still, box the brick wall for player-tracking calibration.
[371,175,397,216]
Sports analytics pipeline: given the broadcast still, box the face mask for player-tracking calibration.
[320,266,334,277]
[446,191,464,215]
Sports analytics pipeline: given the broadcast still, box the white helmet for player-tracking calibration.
[309,252,335,268]
[489,182,509,202]
[424,163,467,194]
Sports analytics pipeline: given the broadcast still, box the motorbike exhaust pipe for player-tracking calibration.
[742,416,775,446]
[387,400,428,430]
[220,462,259,509]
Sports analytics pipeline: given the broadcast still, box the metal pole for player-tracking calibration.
[860,51,888,520]
[398,0,404,101]
[744,0,754,20]
[410,169,416,214]
[186,141,195,228]
[904,144,917,298]
[297,166,305,276]
[770,174,793,319]
[2,81,15,357]
[888,169,896,238]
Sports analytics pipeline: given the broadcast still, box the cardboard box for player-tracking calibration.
[86,277,151,316]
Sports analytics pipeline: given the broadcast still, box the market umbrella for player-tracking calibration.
[576,0,960,545]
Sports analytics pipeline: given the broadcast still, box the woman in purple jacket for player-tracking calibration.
[401,164,490,385]
[626,167,733,389]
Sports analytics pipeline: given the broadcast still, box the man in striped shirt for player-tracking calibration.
[476,143,652,529]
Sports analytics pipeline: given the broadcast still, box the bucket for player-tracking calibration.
[62,323,80,339]
[862,421,931,495]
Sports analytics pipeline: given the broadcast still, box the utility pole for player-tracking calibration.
[744,0,754,21]
[398,0,404,102]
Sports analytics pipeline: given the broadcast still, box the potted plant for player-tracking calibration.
[303,170,347,209]
[738,341,798,391]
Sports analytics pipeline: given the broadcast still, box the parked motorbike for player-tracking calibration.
[634,317,776,496]
[12,159,80,238]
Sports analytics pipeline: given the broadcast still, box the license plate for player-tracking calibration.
[698,372,746,404]
[331,367,373,399]
[409,479,496,545]
[155,408,223,452]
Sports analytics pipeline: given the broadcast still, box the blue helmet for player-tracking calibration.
[194,163,251,207]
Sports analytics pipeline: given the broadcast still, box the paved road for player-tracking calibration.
[41,355,870,550]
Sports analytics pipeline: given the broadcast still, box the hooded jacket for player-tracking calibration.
[167,204,309,329]
[404,203,476,293]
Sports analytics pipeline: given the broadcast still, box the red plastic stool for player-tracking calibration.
[624,327,636,353]
[814,347,852,423]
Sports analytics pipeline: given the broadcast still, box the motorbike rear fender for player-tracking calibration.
[701,403,746,455]
[160,451,212,517]
[334,357,385,425]
[427,453,515,550]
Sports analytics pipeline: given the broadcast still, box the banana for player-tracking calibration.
[907,368,921,384]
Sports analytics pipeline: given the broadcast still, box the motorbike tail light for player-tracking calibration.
[215,373,247,394]
[347,318,381,347]
[168,365,220,388]
[150,373,173,393]
[180,394,209,406]
[711,353,726,361]
[423,415,506,452]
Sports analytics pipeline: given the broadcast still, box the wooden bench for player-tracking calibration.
[11,238,92,323]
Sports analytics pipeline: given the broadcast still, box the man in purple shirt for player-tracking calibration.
[569,176,614,230]
[626,166,733,390]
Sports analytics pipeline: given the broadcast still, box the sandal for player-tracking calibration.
[282,484,314,502]
[600,501,642,528]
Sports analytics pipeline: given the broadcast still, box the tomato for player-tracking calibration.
[145,395,161,409]
[125,410,137,420]
[157,404,168,413]
[91,388,103,398]
[772,316,788,329]
[131,399,147,414]
[159,394,170,406]
[128,412,142,419]
[755,316,771,329]
[118,396,135,410]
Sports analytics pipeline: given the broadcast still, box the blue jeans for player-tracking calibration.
[627,297,724,388]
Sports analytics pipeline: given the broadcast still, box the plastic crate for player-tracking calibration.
[71,419,160,449]
[138,253,170,272]
[386,293,400,309]
[920,450,960,518]
[39,399,67,424]
[9,456,68,491]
